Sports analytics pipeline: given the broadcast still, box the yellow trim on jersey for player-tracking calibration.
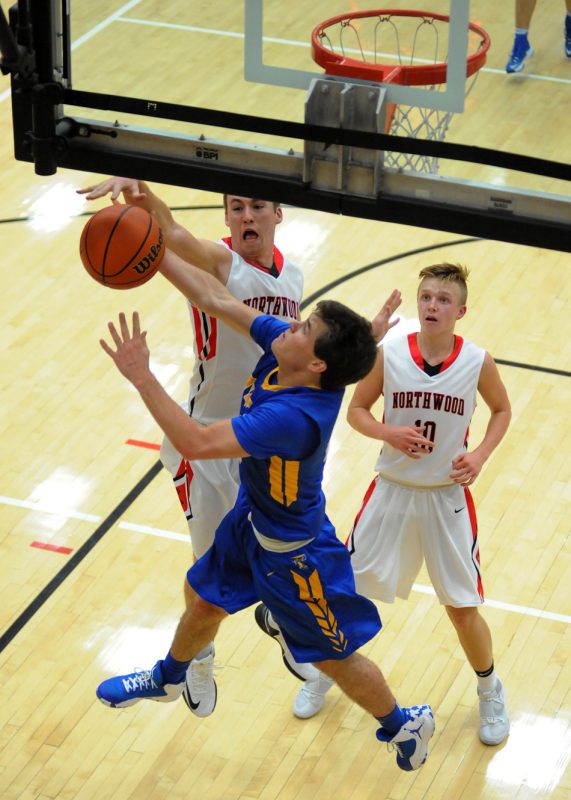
[269,456,300,506]
[261,368,285,391]
[291,569,347,654]
[261,367,322,391]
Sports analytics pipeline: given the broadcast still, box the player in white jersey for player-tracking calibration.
[78,178,323,717]
[345,263,512,746]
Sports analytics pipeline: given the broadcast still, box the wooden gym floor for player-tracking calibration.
[0,1,569,798]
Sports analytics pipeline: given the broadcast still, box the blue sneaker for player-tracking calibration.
[376,704,435,771]
[96,660,185,708]
[506,36,534,73]
[565,16,571,57]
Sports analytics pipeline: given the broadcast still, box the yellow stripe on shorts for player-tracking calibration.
[291,568,347,653]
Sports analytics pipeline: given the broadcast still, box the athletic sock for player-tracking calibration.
[161,652,191,683]
[376,703,407,736]
[476,663,497,694]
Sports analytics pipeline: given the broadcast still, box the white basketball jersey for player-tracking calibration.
[187,238,304,423]
[376,333,485,487]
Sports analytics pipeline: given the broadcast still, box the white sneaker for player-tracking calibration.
[478,679,510,745]
[255,602,319,682]
[293,671,335,719]
[182,644,217,717]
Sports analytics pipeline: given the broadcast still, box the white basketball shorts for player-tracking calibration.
[347,475,484,607]
[160,430,240,559]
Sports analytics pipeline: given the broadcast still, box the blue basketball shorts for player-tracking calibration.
[186,506,382,663]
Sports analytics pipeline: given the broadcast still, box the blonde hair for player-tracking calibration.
[418,263,469,304]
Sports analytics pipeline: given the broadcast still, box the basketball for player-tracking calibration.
[79,204,164,289]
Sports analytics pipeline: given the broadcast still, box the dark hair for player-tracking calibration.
[313,300,377,391]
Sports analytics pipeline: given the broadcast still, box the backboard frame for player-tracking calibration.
[1,0,570,253]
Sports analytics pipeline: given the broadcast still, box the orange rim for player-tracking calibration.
[311,9,490,86]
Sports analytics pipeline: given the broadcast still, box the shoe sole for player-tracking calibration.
[182,679,218,717]
[480,723,510,746]
[254,603,307,682]
[96,691,181,708]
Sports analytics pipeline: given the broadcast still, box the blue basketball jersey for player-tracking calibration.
[231,315,343,544]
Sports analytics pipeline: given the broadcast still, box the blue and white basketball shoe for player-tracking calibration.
[96,660,184,708]
[376,704,435,771]
[506,36,534,73]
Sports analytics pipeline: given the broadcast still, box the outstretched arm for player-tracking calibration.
[77,177,232,281]
[159,248,259,337]
[450,353,511,485]
[100,312,248,460]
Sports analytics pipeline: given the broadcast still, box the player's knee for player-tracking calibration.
[445,604,479,632]
[190,594,227,624]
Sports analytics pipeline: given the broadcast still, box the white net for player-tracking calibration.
[315,12,486,173]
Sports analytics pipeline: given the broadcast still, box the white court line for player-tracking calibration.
[0,0,143,104]
[117,17,571,86]
[411,584,570,624]
[70,0,142,50]
[1,493,569,624]
[0,495,100,522]
[2,9,568,105]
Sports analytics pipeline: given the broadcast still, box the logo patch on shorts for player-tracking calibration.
[290,554,308,571]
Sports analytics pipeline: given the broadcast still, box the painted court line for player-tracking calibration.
[1,493,569,625]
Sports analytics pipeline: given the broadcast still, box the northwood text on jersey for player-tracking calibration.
[391,391,465,415]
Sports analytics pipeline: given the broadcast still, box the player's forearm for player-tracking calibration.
[132,184,219,272]
[130,369,207,457]
[135,181,175,230]
[473,409,511,462]
[347,406,386,441]
[159,249,254,335]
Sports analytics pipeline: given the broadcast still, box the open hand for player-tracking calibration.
[100,311,151,387]
[371,289,402,343]
[77,177,146,203]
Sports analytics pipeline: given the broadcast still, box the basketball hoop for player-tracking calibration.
[311,9,491,173]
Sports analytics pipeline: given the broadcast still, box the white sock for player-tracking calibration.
[477,669,498,694]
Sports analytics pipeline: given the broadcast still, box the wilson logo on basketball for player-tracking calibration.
[133,229,164,275]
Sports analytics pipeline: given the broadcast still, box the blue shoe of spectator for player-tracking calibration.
[506,35,534,73]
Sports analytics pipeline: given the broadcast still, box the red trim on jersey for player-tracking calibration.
[442,335,464,370]
[345,476,377,547]
[191,306,218,361]
[222,236,284,274]
[408,333,465,373]
[408,332,425,369]
[465,487,484,601]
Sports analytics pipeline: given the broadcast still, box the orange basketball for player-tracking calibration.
[79,204,164,289]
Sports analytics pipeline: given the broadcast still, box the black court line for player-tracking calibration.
[0,460,162,653]
[2,234,569,652]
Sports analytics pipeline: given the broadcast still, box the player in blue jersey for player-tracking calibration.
[96,248,435,772]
